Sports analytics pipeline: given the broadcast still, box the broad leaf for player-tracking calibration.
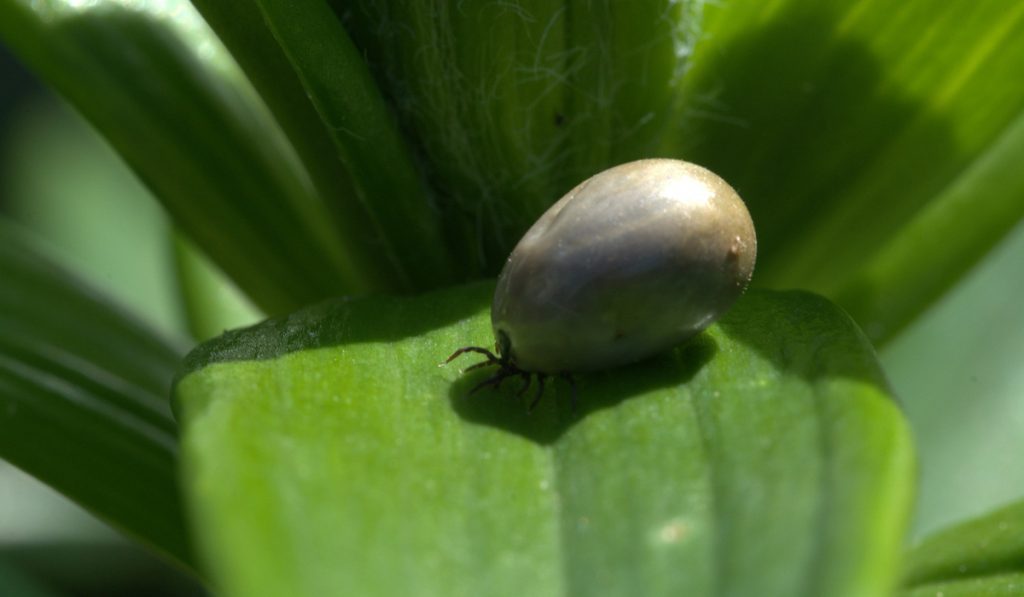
[175,283,913,597]
[0,222,192,569]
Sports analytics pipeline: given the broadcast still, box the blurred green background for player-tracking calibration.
[0,48,211,596]
[2,30,1023,595]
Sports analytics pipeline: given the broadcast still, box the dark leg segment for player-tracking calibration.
[444,346,500,366]
[469,367,517,395]
[447,347,577,413]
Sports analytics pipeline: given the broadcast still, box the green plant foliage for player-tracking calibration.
[334,0,702,269]
[0,558,62,597]
[900,573,1024,597]
[678,0,1024,342]
[3,0,1024,594]
[189,0,459,288]
[0,223,193,569]
[172,234,263,342]
[3,0,1023,339]
[3,97,187,341]
[881,221,1024,539]
[175,283,913,597]
[0,0,400,313]
[903,500,1024,591]
[331,0,1024,340]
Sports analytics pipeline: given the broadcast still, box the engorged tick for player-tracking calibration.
[445,158,757,410]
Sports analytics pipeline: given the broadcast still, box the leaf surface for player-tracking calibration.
[902,500,1024,594]
[679,0,1024,342]
[176,283,913,597]
[0,0,381,312]
[0,222,192,569]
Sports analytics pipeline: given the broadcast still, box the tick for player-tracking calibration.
[446,158,756,410]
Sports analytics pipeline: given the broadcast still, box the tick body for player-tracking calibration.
[448,159,756,406]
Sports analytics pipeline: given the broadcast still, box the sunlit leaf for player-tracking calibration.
[678,0,1024,342]
[176,283,913,597]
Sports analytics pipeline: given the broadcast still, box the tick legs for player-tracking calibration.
[446,347,578,413]
[444,346,500,368]
[479,368,542,413]
[470,365,538,395]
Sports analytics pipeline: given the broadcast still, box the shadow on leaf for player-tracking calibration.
[447,333,717,445]
[680,3,957,287]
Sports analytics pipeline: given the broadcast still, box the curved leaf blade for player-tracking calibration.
[171,233,263,343]
[190,0,458,290]
[252,0,458,288]
[678,0,1024,342]
[0,0,375,313]
[337,1,702,271]
[0,222,192,569]
[903,500,1024,590]
[175,283,913,597]
[835,109,1024,342]
[901,573,1024,597]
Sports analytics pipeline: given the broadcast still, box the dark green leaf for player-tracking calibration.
[337,0,703,270]
[190,0,459,290]
[0,222,193,569]
[175,283,913,597]
[0,557,62,597]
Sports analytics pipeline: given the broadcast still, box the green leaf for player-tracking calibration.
[189,0,458,289]
[254,0,457,288]
[880,221,1024,540]
[677,0,1024,342]
[336,0,703,269]
[0,222,193,569]
[0,558,62,597]
[175,283,913,597]
[900,573,1024,597]
[172,233,263,343]
[0,0,382,312]
[329,0,1024,340]
[4,96,188,342]
[8,0,1022,337]
[902,500,1024,591]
